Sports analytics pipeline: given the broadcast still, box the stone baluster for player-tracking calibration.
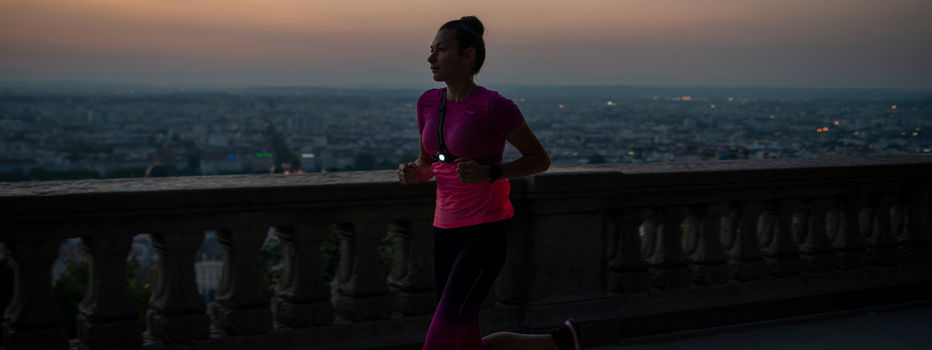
[331,222,391,321]
[760,201,802,277]
[685,204,729,285]
[77,236,142,349]
[725,202,766,281]
[211,228,273,335]
[147,232,210,343]
[901,192,930,263]
[1,239,69,350]
[605,208,650,293]
[272,225,334,328]
[645,206,691,288]
[833,196,868,270]
[799,198,836,273]
[387,220,436,316]
[867,195,899,266]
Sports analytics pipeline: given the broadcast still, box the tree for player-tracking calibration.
[52,253,155,338]
[53,259,89,338]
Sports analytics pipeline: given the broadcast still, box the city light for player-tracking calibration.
[892,105,898,110]
[4,85,928,180]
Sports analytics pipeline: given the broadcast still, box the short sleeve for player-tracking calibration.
[416,92,427,135]
[488,94,525,138]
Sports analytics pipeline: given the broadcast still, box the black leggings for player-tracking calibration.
[423,221,508,349]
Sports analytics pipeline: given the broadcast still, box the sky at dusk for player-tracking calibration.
[1,0,930,90]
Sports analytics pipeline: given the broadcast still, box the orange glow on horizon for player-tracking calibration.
[2,0,931,88]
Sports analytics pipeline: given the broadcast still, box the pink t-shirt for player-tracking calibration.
[417,87,525,229]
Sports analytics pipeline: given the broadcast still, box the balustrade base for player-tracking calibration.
[521,296,614,333]
[211,306,273,335]
[802,254,836,274]
[649,267,692,289]
[391,290,437,316]
[1,322,69,350]
[332,294,392,322]
[899,245,931,264]
[606,270,650,293]
[764,257,803,277]
[835,251,868,270]
[689,264,729,285]
[146,312,210,343]
[729,260,767,281]
[272,298,335,328]
[77,314,142,349]
[869,248,899,267]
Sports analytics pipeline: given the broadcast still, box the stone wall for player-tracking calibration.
[0,155,930,349]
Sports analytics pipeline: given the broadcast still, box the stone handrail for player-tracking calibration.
[1,155,930,349]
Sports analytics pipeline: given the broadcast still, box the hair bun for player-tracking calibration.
[459,16,484,37]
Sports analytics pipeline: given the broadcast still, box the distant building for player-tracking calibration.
[195,231,224,304]
[195,260,223,304]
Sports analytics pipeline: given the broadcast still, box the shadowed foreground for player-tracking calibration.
[595,301,932,350]
[0,155,930,349]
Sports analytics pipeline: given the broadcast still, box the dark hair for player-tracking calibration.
[440,16,486,74]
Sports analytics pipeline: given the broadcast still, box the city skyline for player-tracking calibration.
[1,0,931,90]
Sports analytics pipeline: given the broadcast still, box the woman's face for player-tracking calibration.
[428,30,472,83]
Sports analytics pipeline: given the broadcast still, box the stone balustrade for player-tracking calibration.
[1,155,930,349]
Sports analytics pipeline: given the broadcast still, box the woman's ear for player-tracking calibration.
[462,47,476,65]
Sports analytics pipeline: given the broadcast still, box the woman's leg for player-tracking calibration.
[483,333,557,350]
[484,319,581,350]
[423,222,508,350]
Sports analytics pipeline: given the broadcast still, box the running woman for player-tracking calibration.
[398,15,582,350]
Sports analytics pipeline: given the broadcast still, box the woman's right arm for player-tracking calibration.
[398,135,434,184]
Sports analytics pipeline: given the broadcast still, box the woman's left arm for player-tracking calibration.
[455,121,550,183]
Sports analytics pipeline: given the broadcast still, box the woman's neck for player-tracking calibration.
[444,80,477,102]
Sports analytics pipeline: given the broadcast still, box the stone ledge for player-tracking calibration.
[533,155,932,194]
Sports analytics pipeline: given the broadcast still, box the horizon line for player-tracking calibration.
[3,79,932,94]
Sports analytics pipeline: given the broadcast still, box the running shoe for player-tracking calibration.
[551,318,581,350]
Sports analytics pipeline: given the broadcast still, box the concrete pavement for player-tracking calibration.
[591,302,932,350]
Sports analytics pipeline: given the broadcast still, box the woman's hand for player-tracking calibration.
[398,162,419,185]
[455,158,490,184]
